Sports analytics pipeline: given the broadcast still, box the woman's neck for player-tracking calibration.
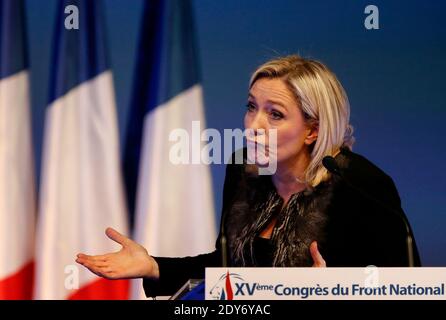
[272,152,310,204]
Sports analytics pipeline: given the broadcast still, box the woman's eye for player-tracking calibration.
[271,110,284,120]
[246,103,256,112]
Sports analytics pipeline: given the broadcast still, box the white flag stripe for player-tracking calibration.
[0,70,35,279]
[134,84,217,257]
[35,71,128,299]
[131,85,217,300]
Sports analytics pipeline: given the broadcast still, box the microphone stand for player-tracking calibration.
[220,189,230,268]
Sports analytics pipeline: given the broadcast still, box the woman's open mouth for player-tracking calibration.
[246,139,270,166]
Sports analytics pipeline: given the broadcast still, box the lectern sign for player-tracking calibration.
[205,267,446,300]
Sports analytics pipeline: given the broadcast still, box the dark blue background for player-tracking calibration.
[25,0,446,266]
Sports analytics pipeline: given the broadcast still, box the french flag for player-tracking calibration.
[35,0,129,299]
[0,0,35,300]
[124,0,217,299]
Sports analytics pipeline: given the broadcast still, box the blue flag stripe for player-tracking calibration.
[132,0,200,114]
[0,0,28,79]
[48,0,108,104]
[123,0,201,225]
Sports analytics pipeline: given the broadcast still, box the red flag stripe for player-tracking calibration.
[0,261,34,300]
[68,278,129,300]
[225,271,233,300]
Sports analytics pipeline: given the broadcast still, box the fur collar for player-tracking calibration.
[225,168,335,267]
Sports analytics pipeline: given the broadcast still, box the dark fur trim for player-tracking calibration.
[225,166,335,267]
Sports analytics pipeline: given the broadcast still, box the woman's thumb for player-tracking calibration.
[310,241,326,267]
[105,227,130,246]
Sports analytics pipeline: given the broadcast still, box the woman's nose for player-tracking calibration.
[248,112,267,132]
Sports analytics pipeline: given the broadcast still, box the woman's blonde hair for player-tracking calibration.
[250,55,355,187]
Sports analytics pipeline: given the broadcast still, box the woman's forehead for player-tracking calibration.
[249,78,296,106]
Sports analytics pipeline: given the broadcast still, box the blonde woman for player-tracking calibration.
[76,55,421,297]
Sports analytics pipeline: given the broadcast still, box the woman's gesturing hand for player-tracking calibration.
[310,241,326,267]
[76,227,159,280]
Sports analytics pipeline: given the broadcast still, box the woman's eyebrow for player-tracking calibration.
[267,99,287,110]
[248,94,288,110]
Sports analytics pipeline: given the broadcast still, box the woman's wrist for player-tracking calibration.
[144,256,160,280]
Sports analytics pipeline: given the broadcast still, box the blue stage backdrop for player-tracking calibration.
[26,0,446,266]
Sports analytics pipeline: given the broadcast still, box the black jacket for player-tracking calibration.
[143,148,421,297]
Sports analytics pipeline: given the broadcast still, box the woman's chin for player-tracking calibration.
[246,142,279,169]
[247,148,268,166]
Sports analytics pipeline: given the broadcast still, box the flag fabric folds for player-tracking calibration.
[0,0,35,300]
[124,0,217,299]
[35,0,129,299]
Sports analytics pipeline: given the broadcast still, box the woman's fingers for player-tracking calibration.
[105,227,130,247]
[77,259,105,277]
[76,228,156,280]
[81,260,108,268]
[76,256,116,279]
[310,241,326,267]
[76,253,110,264]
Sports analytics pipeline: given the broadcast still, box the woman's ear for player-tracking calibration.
[304,126,318,145]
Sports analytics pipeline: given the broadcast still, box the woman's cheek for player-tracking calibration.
[243,114,250,129]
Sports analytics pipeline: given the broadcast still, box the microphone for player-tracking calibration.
[220,211,229,268]
[322,155,415,267]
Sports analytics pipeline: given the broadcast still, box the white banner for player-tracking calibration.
[205,267,446,300]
